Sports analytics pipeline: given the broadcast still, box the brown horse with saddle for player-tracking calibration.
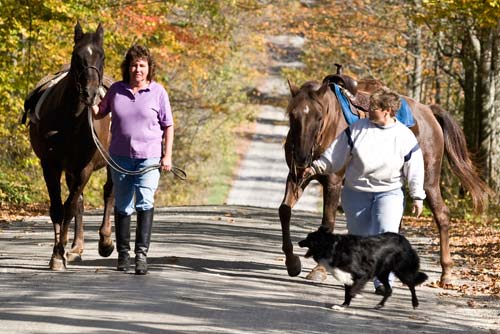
[280,65,491,283]
[23,23,115,270]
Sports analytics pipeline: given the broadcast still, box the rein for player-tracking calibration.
[291,109,327,192]
[74,65,104,118]
[87,108,187,180]
[291,140,317,193]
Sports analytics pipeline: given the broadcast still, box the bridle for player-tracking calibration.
[290,118,324,191]
[74,65,103,107]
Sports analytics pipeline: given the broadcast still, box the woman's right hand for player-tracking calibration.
[91,105,99,117]
[303,167,316,179]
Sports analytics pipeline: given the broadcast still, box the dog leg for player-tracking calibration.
[342,284,352,306]
[375,282,392,309]
[343,279,369,306]
[408,285,419,308]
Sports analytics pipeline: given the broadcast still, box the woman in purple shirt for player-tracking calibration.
[93,44,174,275]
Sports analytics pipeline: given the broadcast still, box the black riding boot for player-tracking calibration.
[115,210,131,271]
[135,208,154,275]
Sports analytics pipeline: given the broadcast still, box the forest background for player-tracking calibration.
[0,0,499,223]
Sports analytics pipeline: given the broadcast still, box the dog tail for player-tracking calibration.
[415,272,428,286]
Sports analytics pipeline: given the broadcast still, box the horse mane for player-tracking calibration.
[316,85,345,155]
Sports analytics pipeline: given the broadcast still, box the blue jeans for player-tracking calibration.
[341,186,404,289]
[341,186,404,236]
[110,155,161,216]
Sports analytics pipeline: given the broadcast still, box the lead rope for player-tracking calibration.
[88,107,187,180]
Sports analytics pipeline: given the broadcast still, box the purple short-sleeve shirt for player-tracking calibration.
[98,81,174,159]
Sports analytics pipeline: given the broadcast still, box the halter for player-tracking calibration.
[290,114,326,194]
[74,65,103,107]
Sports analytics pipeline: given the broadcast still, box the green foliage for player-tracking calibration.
[0,168,45,205]
[421,0,500,28]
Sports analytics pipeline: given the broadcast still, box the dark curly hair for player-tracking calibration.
[121,44,156,83]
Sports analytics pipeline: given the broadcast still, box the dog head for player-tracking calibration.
[298,226,334,261]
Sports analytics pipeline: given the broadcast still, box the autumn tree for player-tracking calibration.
[419,0,500,194]
[0,0,265,208]
[277,0,498,214]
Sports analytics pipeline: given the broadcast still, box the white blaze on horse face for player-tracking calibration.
[87,45,93,56]
[303,105,310,114]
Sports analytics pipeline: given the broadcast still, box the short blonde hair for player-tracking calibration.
[370,88,401,117]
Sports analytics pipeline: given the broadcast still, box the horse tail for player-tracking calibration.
[430,104,491,213]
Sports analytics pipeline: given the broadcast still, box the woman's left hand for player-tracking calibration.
[412,200,423,218]
[160,156,172,172]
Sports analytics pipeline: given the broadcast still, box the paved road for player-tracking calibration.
[1,206,498,333]
[225,104,320,211]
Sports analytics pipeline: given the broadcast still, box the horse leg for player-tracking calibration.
[425,185,453,283]
[421,143,454,283]
[306,174,343,281]
[98,166,114,257]
[62,172,86,262]
[41,160,66,270]
[320,174,342,229]
[279,174,304,277]
[65,193,84,262]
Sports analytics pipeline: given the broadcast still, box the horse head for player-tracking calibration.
[286,80,335,174]
[70,22,105,114]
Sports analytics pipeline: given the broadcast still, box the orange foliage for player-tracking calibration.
[402,217,500,297]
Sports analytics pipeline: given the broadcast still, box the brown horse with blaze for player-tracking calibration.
[280,77,490,284]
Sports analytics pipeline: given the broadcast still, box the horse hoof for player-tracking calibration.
[305,266,328,282]
[98,241,114,258]
[286,255,302,277]
[49,257,66,271]
[440,272,454,285]
[66,252,82,263]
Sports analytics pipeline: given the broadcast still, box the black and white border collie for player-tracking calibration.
[298,226,428,309]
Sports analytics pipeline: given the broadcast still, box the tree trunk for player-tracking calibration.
[476,28,493,179]
[462,33,478,153]
[482,23,500,193]
[407,17,423,100]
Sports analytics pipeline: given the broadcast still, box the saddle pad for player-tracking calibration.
[332,83,359,125]
[332,83,415,127]
[396,98,415,127]
[32,71,69,122]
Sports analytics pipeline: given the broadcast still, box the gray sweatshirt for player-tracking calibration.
[311,118,426,201]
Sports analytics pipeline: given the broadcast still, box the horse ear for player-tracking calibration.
[288,79,300,97]
[74,21,84,43]
[95,23,104,45]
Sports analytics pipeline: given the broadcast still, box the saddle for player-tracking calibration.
[323,64,415,127]
[22,65,114,125]
[322,64,372,114]
[22,64,71,125]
